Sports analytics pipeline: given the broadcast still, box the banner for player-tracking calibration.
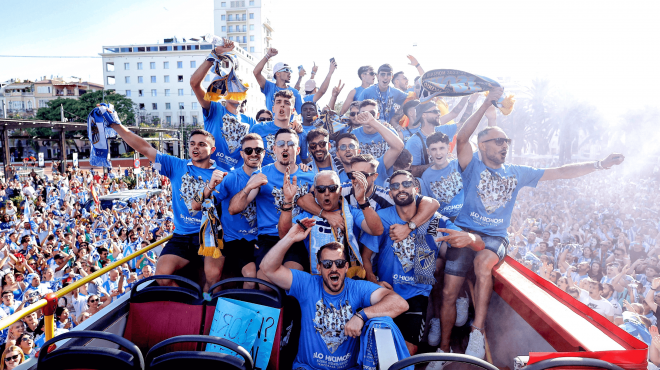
[38,153,44,167]
[72,152,79,168]
[418,69,500,102]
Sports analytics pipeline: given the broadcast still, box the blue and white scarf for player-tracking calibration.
[87,103,119,168]
[358,317,412,370]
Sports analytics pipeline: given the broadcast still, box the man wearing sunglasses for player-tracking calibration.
[260,217,409,370]
[253,48,303,115]
[305,128,335,173]
[356,64,408,123]
[190,39,257,172]
[229,128,316,283]
[440,87,625,360]
[339,65,376,116]
[255,109,273,122]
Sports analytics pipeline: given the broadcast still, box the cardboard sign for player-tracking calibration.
[207,298,262,361]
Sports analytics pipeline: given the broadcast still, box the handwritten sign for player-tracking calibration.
[223,298,281,370]
[207,298,262,359]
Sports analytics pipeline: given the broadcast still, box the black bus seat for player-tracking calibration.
[145,334,253,370]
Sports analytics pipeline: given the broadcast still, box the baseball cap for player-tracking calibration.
[304,79,317,91]
[378,64,393,73]
[273,62,292,74]
[414,102,439,124]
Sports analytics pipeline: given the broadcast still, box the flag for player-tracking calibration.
[90,183,99,205]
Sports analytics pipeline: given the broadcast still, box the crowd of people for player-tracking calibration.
[0,36,651,370]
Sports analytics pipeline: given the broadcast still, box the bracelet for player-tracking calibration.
[280,205,293,212]
[282,201,293,205]
[206,184,214,192]
[415,63,420,68]
[356,309,368,322]
[318,209,324,218]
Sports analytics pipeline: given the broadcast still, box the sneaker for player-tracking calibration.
[426,347,451,370]
[428,318,441,346]
[465,329,486,359]
[455,294,469,327]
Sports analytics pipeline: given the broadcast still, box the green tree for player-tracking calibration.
[36,90,137,124]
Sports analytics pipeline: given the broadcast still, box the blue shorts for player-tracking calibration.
[444,232,508,278]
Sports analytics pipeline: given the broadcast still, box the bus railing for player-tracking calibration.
[0,234,173,342]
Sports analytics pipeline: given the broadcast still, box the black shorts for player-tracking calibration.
[254,234,309,272]
[222,238,257,273]
[160,233,204,265]
[393,295,429,345]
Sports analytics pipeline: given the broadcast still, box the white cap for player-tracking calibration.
[273,62,292,74]
[304,79,316,91]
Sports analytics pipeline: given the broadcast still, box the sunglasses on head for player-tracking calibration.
[390,181,414,190]
[482,137,512,146]
[257,116,272,122]
[315,185,339,194]
[5,354,20,362]
[276,140,296,148]
[242,147,264,155]
[319,259,348,269]
[347,171,375,180]
[308,141,327,150]
[338,143,357,151]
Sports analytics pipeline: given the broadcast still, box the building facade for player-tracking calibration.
[100,39,263,127]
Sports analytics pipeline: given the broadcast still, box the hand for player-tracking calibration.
[469,93,480,103]
[329,60,337,73]
[214,39,235,54]
[282,167,298,203]
[485,105,497,121]
[299,163,311,172]
[324,211,346,231]
[209,170,227,189]
[344,315,364,338]
[287,217,315,242]
[485,87,504,105]
[653,331,660,350]
[356,111,378,126]
[266,48,278,58]
[291,119,303,133]
[332,80,345,97]
[389,224,412,243]
[298,68,306,78]
[351,171,368,204]
[312,62,318,74]
[653,277,660,290]
[406,55,419,67]
[246,173,268,191]
[601,153,625,169]
[378,281,393,290]
[435,228,482,249]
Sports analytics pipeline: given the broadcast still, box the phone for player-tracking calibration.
[298,65,303,72]
[295,219,308,231]
[330,57,337,68]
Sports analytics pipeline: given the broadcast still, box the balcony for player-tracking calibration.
[264,18,274,31]
[228,28,247,34]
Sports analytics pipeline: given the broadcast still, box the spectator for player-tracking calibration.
[0,345,24,370]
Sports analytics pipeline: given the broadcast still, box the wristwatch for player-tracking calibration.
[358,202,370,210]
[407,221,417,231]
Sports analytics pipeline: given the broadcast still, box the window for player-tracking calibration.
[242,25,246,32]
[221,2,226,6]
[249,24,254,30]
[150,62,156,69]
[37,86,52,94]
[126,90,131,97]
[179,102,185,109]
[192,102,198,110]
[151,76,156,83]
[166,116,172,124]
[221,26,226,32]
[139,89,144,97]
[38,99,48,108]
[249,13,254,19]
[151,89,157,97]
[192,116,198,125]
[250,47,255,52]
[137,62,143,70]
[190,61,197,68]
[139,103,145,109]
[228,14,233,21]
[178,75,184,82]
[124,63,130,70]
[221,15,225,20]
[106,62,115,72]
[164,75,170,83]
[177,61,183,69]
[165,103,171,110]
[138,76,143,83]
[178,89,184,96]
[249,0,254,5]
[250,35,254,41]
[242,14,246,21]
[125,76,130,83]
[107,76,115,85]
[228,36,233,41]
[164,61,169,69]
[242,36,246,43]
[165,89,170,96]
[229,26,233,32]
[180,116,185,124]
[204,74,211,82]
[152,103,157,110]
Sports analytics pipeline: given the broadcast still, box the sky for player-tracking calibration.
[1,0,659,123]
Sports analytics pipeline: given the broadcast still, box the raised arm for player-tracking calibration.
[540,154,625,181]
[457,93,479,129]
[355,112,403,170]
[351,172,383,236]
[339,89,358,116]
[109,123,158,163]
[191,170,226,211]
[260,218,315,290]
[277,168,298,238]
[312,61,337,103]
[456,87,503,170]
[190,40,236,110]
[440,95,470,124]
[327,80,344,112]
[253,48,278,89]
[646,278,660,312]
[294,67,306,91]
[227,173,267,215]
[406,55,425,76]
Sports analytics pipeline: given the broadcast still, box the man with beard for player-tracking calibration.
[351,100,402,160]
[250,90,308,166]
[339,65,376,116]
[361,170,475,356]
[260,218,409,370]
[253,48,303,115]
[193,133,265,290]
[306,128,335,173]
[421,132,464,221]
[229,129,316,285]
[440,87,625,360]
[190,39,256,172]
[279,170,384,276]
[109,115,226,290]
[356,64,407,122]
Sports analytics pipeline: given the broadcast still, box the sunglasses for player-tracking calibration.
[347,171,375,180]
[5,355,19,362]
[390,181,414,190]
[349,112,358,117]
[308,141,328,150]
[482,137,512,146]
[338,143,358,151]
[362,71,376,76]
[242,147,264,155]
[315,185,339,194]
[279,68,293,74]
[319,259,348,269]
[20,336,32,342]
[423,109,442,115]
[379,72,392,77]
[276,140,296,148]
[89,298,99,303]
[257,117,272,122]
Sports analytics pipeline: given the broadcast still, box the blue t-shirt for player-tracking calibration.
[405,124,458,166]
[155,152,219,235]
[454,153,545,239]
[356,85,407,122]
[352,86,367,102]
[215,166,258,242]
[369,210,459,300]
[261,80,303,114]
[248,121,308,166]
[352,126,398,159]
[303,94,315,103]
[203,101,256,171]
[421,160,464,218]
[254,164,315,237]
[287,269,380,370]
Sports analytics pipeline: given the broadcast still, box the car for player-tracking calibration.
[83,189,162,212]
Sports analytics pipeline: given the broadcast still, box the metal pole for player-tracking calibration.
[60,104,64,122]
[59,129,67,173]
[2,128,10,180]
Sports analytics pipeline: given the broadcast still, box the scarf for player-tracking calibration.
[204,48,249,102]
[375,86,397,122]
[418,69,516,115]
[413,217,439,285]
[197,190,223,258]
[310,153,338,174]
[307,198,363,277]
[87,103,119,168]
[358,317,412,370]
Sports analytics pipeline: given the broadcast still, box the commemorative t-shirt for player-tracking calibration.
[421,160,464,218]
[369,210,459,300]
[287,269,379,370]
[352,126,399,160]
[356,85,408,122]
[248,121,308,166]
[254,164,315,237]
[214,166,258,242]
[203,101,256,171]
[405,124,458,166]
[261,80,303,115]
[155,152,219,235]
[454,153,545,239]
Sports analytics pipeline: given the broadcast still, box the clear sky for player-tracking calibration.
[1,0,659,122]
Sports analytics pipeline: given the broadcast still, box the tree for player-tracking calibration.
[36,90,137,124]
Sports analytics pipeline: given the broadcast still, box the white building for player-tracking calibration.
[100,38,264,126]
[214,0,274,78]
